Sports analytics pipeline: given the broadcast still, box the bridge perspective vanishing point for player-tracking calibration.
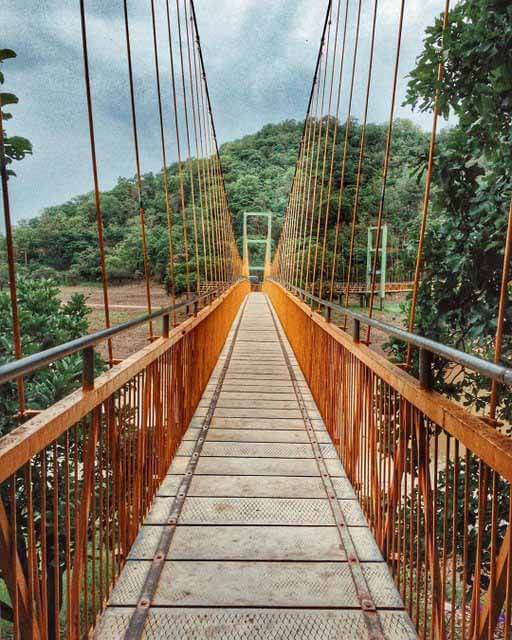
[1,0,512,639]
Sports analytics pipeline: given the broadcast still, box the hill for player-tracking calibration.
[6,118,428,292]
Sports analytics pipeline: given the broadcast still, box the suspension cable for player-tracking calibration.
[149,0,177,322]
[203,98,220,283]
[343,0,379,328]
[295,105,317,286]
[190,4,219,283]
[176,0,201,295]
[165,0,192,299]
[122,0,154,338]
[318,0,351,300]
[405,0,451,367]
[302,55,327,291]
[296,2,333,289]
[79,0,114,364]
[366,0,406,342]
[191,0,237,284]
[304,12,332,294]
[188,1,210,287]
[328,0,363,302]
[297,101,318,287]
[311,2,340,296]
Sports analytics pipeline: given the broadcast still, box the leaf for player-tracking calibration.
[0,92,18,107]
[0,49,16,63]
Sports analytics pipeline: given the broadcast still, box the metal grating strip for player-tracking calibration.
[123,298,248,639]
[266,296,387,639]
[96,608,417,639]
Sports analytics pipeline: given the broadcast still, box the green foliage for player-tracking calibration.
[9,118,427,296]
[0,49,32,176]
[0,277,104,630]
[221,120,305,246]
[397,0,512,424]
[405,0,512,163]
[437,456,509,586]
[0,278,101,436]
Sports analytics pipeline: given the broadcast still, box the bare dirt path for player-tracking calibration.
[59,283,186,360]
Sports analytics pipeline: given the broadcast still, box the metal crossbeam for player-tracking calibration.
[242,211,272,280]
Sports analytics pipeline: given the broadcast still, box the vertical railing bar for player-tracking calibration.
[419,348,433,391]
[82,346,95,391]
[162,314,170,339]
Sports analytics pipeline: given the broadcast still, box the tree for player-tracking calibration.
[0,278,96,436]
[388,0,512,600]
[0,49,32,175]
[0,278,104,635]
[7,117,428,295]
[400,0,512,424]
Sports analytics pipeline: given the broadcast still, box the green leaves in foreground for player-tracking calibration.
[397,0,512,426]
[0,48,32,176]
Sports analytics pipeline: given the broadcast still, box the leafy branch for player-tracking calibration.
[0,48,32,177]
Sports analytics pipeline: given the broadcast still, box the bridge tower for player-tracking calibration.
[242,211,272,282]
[366,224,388,308]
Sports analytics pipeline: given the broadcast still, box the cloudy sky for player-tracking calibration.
[2,0,446,224]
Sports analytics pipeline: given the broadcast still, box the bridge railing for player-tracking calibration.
[264,278,512,640]
[0,280,249,639]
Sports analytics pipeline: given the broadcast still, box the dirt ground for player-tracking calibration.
[331,295,406,357]
[60,283,408,363]
[59,283,188,360]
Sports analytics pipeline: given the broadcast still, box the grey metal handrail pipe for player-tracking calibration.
[270,278,512,388]
[0,281,241,387]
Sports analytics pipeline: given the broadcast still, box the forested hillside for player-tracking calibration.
[5,118,428,291]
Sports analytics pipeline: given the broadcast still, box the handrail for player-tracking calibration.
[0,280,250,640]
[270,278,512,387]
[0,280,243,385]
[263,279,512,637]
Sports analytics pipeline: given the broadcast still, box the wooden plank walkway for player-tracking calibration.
[95,293,416,639]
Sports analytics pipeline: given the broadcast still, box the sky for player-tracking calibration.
[1,0,447,224]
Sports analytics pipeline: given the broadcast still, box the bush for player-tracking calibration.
[0,278,103,436]
[29,265,62,282]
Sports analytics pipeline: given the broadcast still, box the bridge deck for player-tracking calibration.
[96,293,416,639]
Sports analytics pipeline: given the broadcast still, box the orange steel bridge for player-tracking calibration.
[1,0,512,639]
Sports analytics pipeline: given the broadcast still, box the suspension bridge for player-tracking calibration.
[1,0,512,639]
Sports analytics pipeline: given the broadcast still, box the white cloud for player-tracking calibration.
[1,0,444,224]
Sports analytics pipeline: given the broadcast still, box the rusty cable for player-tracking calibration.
[176,0,201,295]
[122,0,154,338]
[318,0,351,301]
[149,0,177,321]
[311,3,339,296]
[405,0,451,367]
[123,0,153,340]
[328,0,363,302]
[298,4,333,289]
[79,0,114,364]
[304,13,332,295]
[366,0,407,342]
[188,1,210,286]
[165,0,192,299]
[343,0,379,329]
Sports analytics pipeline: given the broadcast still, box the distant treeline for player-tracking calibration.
[3,118,428,292]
